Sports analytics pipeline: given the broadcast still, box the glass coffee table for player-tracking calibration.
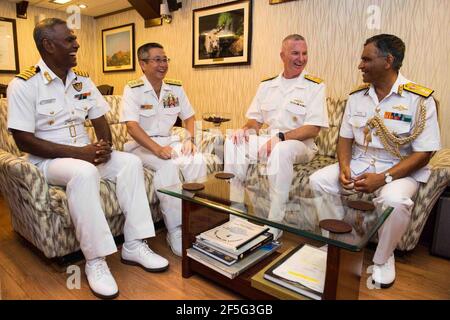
[159,173,392,300]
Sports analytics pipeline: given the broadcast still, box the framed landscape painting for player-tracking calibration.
[0,17,20,74]
[102,23,135,73]
[193,0,252,68]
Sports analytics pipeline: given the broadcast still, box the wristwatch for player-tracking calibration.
[277,132,286,141]
[384,172,393,184]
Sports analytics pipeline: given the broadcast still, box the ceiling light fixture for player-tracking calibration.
[49,0,73,5]
[78,4,87,9]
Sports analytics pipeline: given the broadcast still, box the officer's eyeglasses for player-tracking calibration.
[141,57,170,64]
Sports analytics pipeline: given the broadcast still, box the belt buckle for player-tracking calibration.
[69,124,77,137]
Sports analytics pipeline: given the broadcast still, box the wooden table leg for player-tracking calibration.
[323,245,364,300]
[182,200,193,278]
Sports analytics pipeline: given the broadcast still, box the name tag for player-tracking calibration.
[39,98,56,105]
[141,104,153,110]
[74,92,91,100]
[354,111,367,117]
[384,111,412,123]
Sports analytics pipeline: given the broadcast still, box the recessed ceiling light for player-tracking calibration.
[78,4,87,9]
[49,0,73,4]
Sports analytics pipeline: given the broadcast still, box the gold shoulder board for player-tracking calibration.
[164,78,182,86]
[304,74,323,84]
[349,83,370,95]
[15,66,40,81]
[127,79,144,88]
[73,69,89,78]
[261,75,277,83]
[403,82,434,98]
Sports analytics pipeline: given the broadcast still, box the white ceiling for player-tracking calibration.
[6,0,133,17]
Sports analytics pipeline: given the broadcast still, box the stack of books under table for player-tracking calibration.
[186,218,281,279]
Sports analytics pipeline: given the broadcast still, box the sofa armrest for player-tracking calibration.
[0,149,50,212]
[399,166,450,251]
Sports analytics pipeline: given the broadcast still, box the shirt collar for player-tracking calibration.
[269,71,308,88]
[367,72,410,99]
[37,59,78,86]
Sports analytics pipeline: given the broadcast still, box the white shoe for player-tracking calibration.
[85,258,119,300]
[121,240,169,272]
[267,226,283,240]
[371,254,396,288]
[166,227,182,257]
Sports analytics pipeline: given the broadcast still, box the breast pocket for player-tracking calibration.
[261,104,277,125]
[162,106,181,128]
[286,103,306,127]
[383,113,412,136]
[36,103,64,129]
[74,99,96,121]
[348,114,369,144]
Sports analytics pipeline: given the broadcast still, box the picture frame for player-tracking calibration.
[193,0,252,68]
[0,17,20,74]
[269,0,298,4]
[102,23,135,73]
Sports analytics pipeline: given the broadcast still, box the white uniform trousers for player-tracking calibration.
[37,151,156,260]
[309,162,418,264]
[129,137,207,232]
[224,135,316,221]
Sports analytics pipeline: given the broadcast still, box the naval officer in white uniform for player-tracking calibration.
[120,43,207,257]
[7,18,169,300]
[224,34,329,238]
[309,34,441,288]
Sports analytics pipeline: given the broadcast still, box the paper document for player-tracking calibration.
[273,244,326,293]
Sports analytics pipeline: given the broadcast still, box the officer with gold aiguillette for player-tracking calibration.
[310,34,441,288]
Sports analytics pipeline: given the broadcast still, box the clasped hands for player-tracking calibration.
[81,139,112,165]
[231,128,281,158]
[339,166,385,194]
[155,138,196,160]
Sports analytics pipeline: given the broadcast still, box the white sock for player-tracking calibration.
[124,239,142,251]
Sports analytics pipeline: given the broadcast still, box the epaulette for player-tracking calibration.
[164,78,182,86]
[73,69,89,78]
[127,79,144,88]
[403,82,434,98]
[15,66,40,81]
[261,75,277,83]
[304,74,323,84]
[349,83,370,95]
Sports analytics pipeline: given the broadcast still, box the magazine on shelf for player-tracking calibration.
[192,241,238,266]
[263,244,326,300]
[187,241,281,279]
[195,232,274,260]
[197,219,269,252]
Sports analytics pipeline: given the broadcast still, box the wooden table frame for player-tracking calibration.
[181,200,365,300]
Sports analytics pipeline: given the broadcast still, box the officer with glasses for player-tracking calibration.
[120,42,207,257]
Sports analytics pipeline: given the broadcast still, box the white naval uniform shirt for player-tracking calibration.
[245,71,329,150]
[339,73,441,183]
[120,76,194,139]
[7,59,109,165]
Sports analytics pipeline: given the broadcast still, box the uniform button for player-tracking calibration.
[71,111,75,115]
[50,111,54,115]
[84,107,88,111]
[48,120,54,125]
[292,116,297,122]
[370,159,376,165]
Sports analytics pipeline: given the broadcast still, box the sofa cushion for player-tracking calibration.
[0,98,21,156]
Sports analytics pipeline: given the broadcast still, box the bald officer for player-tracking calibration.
[224,34,328,239]
[309,34,441,288]
[7,19,169,300]
[120,42,207,257]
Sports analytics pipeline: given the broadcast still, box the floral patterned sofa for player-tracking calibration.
[0,96,222,259]
[245,98,450,252]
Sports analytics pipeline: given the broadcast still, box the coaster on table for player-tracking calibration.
[319,219,352,234]
[346,200,376,211]
[215,172,235,180]
[182,183,205,191]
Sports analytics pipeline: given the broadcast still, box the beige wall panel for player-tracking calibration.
[0,2,96,87]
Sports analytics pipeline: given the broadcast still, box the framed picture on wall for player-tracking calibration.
[102,23,135,73]
[193,0,252,68]
[0,17,20,74]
